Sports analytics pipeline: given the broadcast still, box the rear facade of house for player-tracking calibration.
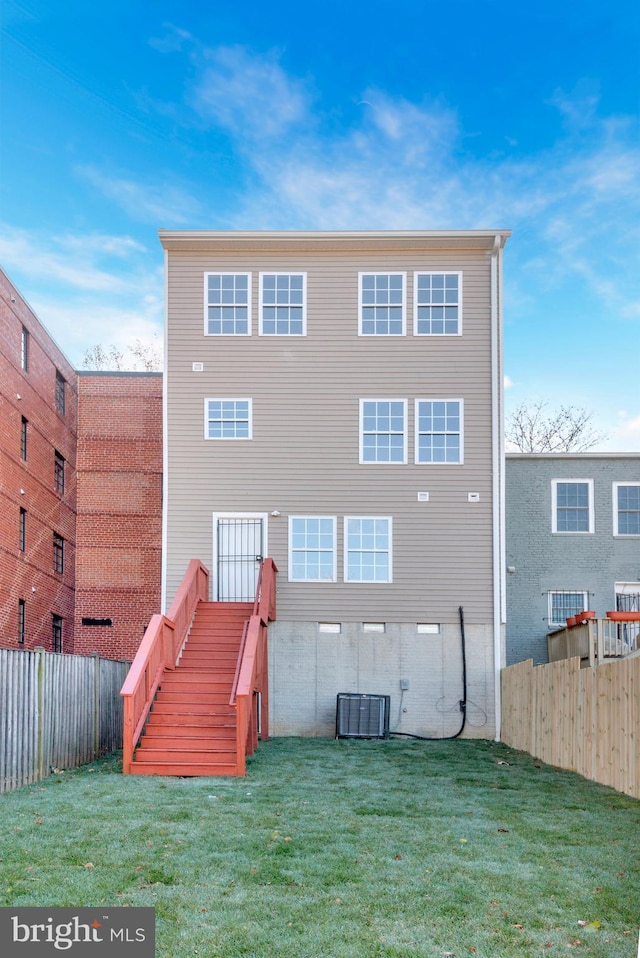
[161,230,510,739]
[506,453,640,665]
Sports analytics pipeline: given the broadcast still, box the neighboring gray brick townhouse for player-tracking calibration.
[505,453,640,665]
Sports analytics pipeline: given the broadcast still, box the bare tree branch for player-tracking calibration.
[506,401,606,452]
[80,337,162,372]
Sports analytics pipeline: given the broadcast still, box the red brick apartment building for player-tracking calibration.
[0,268,162,660]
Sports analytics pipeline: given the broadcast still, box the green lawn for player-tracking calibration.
[1,738,638,957]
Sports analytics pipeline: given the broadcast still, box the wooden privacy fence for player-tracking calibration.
[0,647,130,794]
[501,655,639,799]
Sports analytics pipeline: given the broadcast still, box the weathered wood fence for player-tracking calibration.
[501,655,639,799]
[0,647,130,794]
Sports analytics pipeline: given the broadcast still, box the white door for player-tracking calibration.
[214,515,266,601]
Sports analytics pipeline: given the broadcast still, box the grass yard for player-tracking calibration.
[1,737,638,957]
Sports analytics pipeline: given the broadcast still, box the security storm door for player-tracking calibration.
[215,515,266,601]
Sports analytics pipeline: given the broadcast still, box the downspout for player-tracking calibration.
[490,234,506,742]
[161,245,169,615]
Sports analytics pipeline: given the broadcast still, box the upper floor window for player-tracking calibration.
[19,508,26,553]
[260,273,306,335]
[205,273,251,335]
[52,614,63,653]
[548,591,587,628]
[54,451,65,495]
[55,370,66,415]
[414,272,461,335]
[53,533,64,574]
[289,517,337,582]
[614,482,640,536]
[360,400,407,463]
[205,399,252,439]
[344,517,392,583]
[21,326,29,371]
[415,400,463,464]
[20,416,28,461]
[359,273,405,335]
[18,599,26,645]
[552,480,594,533]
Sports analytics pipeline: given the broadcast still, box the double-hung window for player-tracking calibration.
[344,517,392,583]
[21,326,29,371]
[289,517,337,582]
[548,591,588,628]
[415,400,463,464]
[552,480,594,533]
[613,483,640,536]
[360,400,407,463]
[260,273,306,335]
[205,399,252,439]
[19,508,26,552]
[18,599,26,644]
[359,273,405,335]
[52,615,63,653]
[414,272,461,335]
[54,451,65,495]
[20,417,28,461]
[53,533,64,574]
[205,273,251,335]
[55,370,66,415]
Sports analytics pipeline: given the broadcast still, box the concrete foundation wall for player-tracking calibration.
[268,620,496,739]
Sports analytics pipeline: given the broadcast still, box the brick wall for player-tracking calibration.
[74,373,163,660]
[0,270,78,652]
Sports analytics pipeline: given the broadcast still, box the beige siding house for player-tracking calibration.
[160,230,510,739]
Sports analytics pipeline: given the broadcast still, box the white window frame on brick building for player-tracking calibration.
[548,590,588,628]
[551,479,594,534]
[613,482,640,536]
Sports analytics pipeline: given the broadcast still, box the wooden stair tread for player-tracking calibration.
[128,599,258,779]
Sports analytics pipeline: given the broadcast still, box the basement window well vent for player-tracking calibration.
[336,693,391,739]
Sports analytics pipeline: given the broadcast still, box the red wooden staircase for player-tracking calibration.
[121,559,276,777]
[129,602,252,776]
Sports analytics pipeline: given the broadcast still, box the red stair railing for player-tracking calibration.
[120,560,209,773]
[230,558,277,775]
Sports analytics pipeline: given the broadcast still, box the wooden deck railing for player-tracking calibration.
[548,612,640,667]
[230,558,277,775]
[120,560,209,773]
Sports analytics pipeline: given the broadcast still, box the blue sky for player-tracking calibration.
[1,0,639,448]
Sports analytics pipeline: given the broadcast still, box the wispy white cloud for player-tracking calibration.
[75,165,202,225]
[0,225,148,293]
[190,45,309,141]
[0,225,163,364]
[180,53,637,326]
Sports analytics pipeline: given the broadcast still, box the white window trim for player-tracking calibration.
[343,516,393,584]
[204,272,252,336]
[414,398,464,465]
[204,398,253,440]
[551,479,594,534]
[258,271,307,336]
[613,481,640,537]
[547,590,588,628]
[413,271,463,336]
[288,516,337,582]
[358,271,406,336]
[359,399,408,465]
